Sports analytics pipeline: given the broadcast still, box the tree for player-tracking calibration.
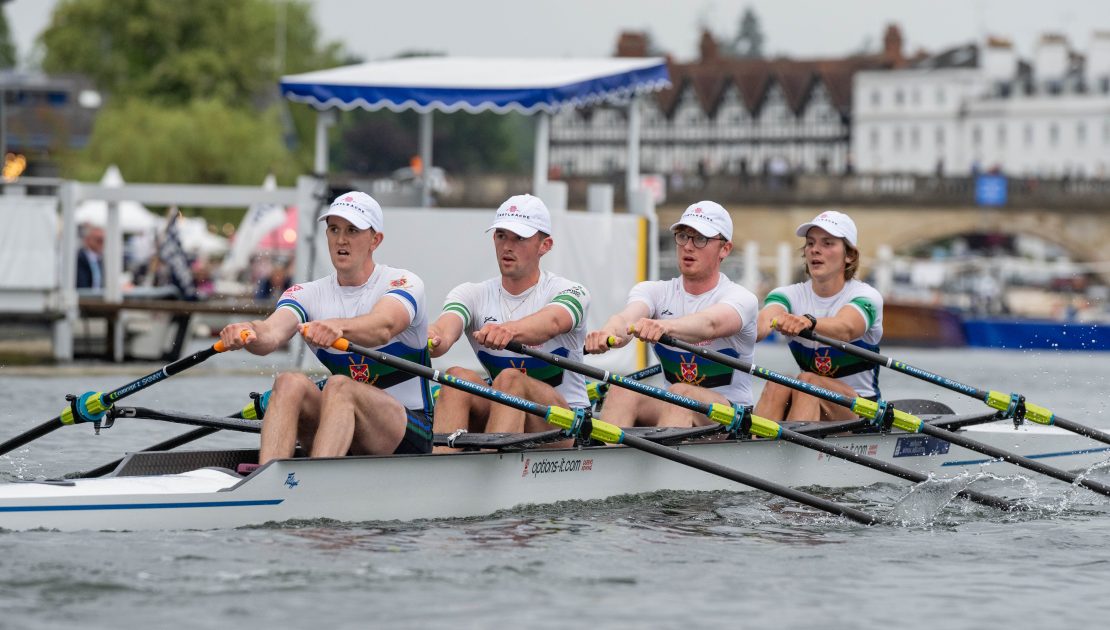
[40,0,340,105]
[38,0,346,186]
[0,0,16,69]
[730,7,765,58]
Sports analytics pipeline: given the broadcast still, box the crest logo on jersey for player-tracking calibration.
[390,277,409,288]
[678,355,705,385]
[350,364,370,382]
[508,358,528,375]
[814,348,837,376]
[281,284,303,297]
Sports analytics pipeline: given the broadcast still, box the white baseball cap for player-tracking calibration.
[319,191,384,232]
[795,210,858,247]
[486,194,552,238]
[669,201,733,242]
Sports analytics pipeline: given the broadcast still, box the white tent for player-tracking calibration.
[218,173,287,280]
[74,165,164,233]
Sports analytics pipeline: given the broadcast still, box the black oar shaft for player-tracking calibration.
[505,341,1015,512]
[656,333,1110,498]
[0,342,230,458]
[334,338,881,525]
[801,329,1110,449]
[620,433,880,524]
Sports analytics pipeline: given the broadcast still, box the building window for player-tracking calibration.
[936,87,946,105]
[972,125,982,147]
[910,126,920,149]
[1104,120,1110,145]
[935,126,945,147]
[871,90,881,107]
[869,128,879,149]
[895,89,905,106]
[893,127,903,151]
[1050,123,1059,146]
[1077,122,1087,145]
[911,88,921,106]
[997,124,1006,148]
[1024,124,1034,146]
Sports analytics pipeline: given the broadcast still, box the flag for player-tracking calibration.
[158,208,197,300]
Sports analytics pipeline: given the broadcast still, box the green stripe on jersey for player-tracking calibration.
[763,292,791,312]
[550,294,583,326]
[849,297,878,328]
[277,302,308,323]
[442,302,471,327]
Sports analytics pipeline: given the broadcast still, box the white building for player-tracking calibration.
[550,27,904,178]
[853,33,1110,178]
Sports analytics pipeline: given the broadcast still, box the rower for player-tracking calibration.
[754,210,884,422]
[585,201,758,428]
[218,192,433,464]
[427,194,590,451]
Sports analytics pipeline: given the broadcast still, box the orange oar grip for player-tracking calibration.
[214,329,254,353]
[332,338,350,351]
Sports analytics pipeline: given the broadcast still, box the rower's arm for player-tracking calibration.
[501,304,573,346]
[428,312,465,358]
[758,304,787,341]
[334,298,413,348]
[817,305,868,342]
[586,302,651,352]
[647,303,742,344]
[238,309,301,355]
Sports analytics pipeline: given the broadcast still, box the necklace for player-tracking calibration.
[500,284,538,321]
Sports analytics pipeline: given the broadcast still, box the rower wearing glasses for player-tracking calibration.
[218,192,433,465]
[427,195,591,451]
[585,201,758,428]
[754,211,883,422]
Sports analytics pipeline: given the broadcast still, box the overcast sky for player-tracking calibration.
[7,0,1110,69]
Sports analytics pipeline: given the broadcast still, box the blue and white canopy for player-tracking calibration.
[280,56,669,114]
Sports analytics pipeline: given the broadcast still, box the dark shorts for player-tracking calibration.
[394,408,433,455]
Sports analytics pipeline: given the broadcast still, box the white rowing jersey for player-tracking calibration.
[276,265,432,412]
[762,279,884,398]
[441,271,590,408]
[628,273,758,405]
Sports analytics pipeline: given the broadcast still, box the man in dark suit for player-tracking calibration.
[76,224,105,289]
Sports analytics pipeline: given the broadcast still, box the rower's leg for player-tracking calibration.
[432,367,492,453]
[599,386,703,428]
[754,381,792,421]
[259,372,323,464]
[485,370,572,447]
[798,373,861,422]
[313,376,408,457]
[667,384,730,427]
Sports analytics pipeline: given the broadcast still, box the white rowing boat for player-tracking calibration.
[2,415,1107,531]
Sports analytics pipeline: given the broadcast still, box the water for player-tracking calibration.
[2,345,1110,628]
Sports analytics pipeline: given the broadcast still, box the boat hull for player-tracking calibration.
[1,422,1107,531]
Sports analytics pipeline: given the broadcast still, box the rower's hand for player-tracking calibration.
[427,323,446,356]
[773,314,815,337]
[219,322,257,350]
[473,323,514,350]
[629,318,670,343]
[300,320,344,348]
[585,329,626,354]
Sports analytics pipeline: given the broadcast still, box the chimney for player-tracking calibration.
[883,24,904,67]
[982,36,1016,82]
[1088,31,1110,82]
[699,29,720,62]
[1034,33,1070,84]
[616,31,649,58]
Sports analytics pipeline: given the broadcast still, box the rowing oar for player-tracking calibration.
[587,364,662,404]
[796,326,1110,447]
[0,333,248,458]
[654,333,1110,498]
[330,336,882,525]
[75,376,329,478]
[505,341,1015,512]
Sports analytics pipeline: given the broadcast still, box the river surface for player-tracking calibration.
[1,344,1109,629]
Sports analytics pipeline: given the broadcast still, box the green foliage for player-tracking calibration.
[40,0,337,105]
[72,99,297,184]
[0,5,15,69]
